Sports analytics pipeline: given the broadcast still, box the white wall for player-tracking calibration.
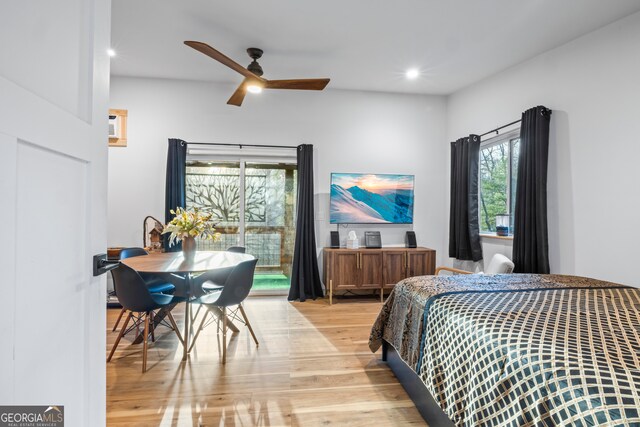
[108,77,448,270]
[446,11,640,286]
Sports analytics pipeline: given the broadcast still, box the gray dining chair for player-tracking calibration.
[188,258,259,364]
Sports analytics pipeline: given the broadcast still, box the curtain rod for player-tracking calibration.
[185,142,298,149]
[479,119,521,138]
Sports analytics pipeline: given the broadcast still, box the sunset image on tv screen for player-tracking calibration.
[330,173,414,224]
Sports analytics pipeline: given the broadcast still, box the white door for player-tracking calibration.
[0,1,111,426]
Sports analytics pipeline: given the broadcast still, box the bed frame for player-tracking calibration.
[382,340,454,426]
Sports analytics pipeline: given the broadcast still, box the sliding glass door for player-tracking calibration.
[186,159,297,292]
[244,163,297,291]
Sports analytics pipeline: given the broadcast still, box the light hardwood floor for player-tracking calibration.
[106,296,427,426]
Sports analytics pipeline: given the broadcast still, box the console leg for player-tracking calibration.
[329,279,333,305]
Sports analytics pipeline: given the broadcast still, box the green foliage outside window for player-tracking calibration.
[479,137,519,234]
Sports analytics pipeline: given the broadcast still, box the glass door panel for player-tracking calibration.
[186,161,241,249]
[244,162,297,292]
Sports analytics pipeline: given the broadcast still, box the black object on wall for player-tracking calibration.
[288,144,324,302]
[406,231,417,248]
[164,138,187,252]
[330,231,340,248]
[449,135,483,262]
[513,106,552,273]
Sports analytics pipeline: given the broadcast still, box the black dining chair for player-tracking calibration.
[107,263,186,373]
[188,258,259,364]
[190,245,250,322]
[226,246,246,253]
[120,247,177,293]
[111,247,178,332]
[192,246,246,296]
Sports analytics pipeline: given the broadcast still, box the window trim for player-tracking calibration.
[186,144,297,164]
[479,232,514,240]
[478,128,520,236]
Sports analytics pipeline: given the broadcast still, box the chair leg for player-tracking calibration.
[210,306,239,333]
[166,311,184,345]
[108,311,133,362]
[112,307,127,332]
[188,309,209,353]
[192,303,202,327]
[222,307,227,364]
[142,312,150,373]
[238,304,259,347]
[150,311,156,343]
[135,313,142,338]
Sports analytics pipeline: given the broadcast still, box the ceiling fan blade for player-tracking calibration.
[265,78,330,90]
[227,80,248,107]
[184,41,265,82]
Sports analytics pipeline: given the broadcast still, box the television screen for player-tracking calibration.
[330,173,414,224]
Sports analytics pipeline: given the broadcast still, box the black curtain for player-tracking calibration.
[288,144,323,302]
[449,135,483,262]
[164,138,187,252]
[513,106,552,273]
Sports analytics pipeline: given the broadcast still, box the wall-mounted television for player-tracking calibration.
[330,173,415,224]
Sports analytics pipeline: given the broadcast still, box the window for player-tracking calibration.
[479,130,520,235]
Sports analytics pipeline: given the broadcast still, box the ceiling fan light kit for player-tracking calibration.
[184,41,330,107]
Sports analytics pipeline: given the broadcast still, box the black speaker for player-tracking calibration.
[364,231,382,248]
[330,231,340,248]
[405,231,417,248]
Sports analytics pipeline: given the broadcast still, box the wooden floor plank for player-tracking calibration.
[107,296,427,426]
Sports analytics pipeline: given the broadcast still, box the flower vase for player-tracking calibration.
[182,236,196,261]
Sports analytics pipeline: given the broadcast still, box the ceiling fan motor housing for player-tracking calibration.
[247,61,263,76]
[246,48,264,76]
[246,47,263,60]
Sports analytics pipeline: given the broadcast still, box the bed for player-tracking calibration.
[369,274,640,426]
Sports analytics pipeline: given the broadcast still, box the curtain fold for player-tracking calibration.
[449,135,483,262]
[513,106,552,273]
[164,138,187,252]
[288,144,323,301]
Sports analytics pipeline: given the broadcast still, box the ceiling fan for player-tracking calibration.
[184,41,330,107]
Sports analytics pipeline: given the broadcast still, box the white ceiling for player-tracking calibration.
[111,0,640,95]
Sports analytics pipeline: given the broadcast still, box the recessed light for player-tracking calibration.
[247,85,263,94]
[406,68,419,79]
[107,49,116,57]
